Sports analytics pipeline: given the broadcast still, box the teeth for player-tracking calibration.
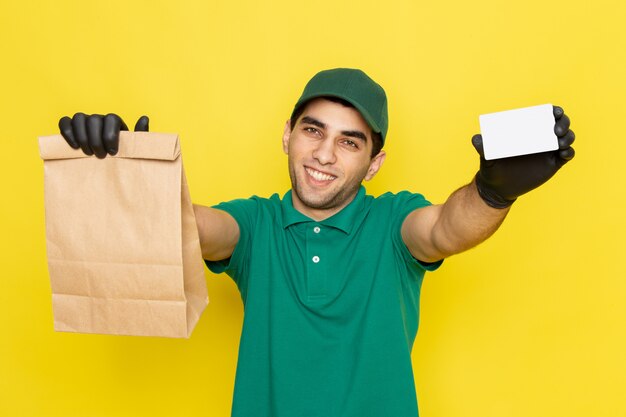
[306,167,336,181]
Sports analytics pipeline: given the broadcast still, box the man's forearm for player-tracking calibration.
[431,179,510,258]
[402,179,510,263]
[193,204,240,261]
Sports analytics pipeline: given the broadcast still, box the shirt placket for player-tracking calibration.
[306,223,327,300]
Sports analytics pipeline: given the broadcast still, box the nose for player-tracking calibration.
[312,137,337,165]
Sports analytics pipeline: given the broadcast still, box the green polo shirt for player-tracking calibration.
[206,186,442,417]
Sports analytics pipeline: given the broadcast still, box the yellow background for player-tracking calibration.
[1,0,624,416]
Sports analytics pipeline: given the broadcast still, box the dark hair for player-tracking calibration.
[290,96,384,158]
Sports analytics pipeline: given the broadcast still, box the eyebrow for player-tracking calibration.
[300,116,368,143]
[342,130,367,142]
[301,116,325,129]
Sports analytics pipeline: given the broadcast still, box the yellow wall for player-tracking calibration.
[1,1,624,416]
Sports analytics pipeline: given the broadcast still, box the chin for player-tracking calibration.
[297,188,338,210]
[296,180,360,212]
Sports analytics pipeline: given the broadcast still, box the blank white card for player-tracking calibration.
[479,103,558,160]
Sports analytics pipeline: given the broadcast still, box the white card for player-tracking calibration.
[479,104,558,160]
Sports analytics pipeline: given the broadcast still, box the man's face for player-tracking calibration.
[282,98,386,220]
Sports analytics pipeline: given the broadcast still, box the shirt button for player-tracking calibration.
[313,226,321,234]
[312,256,320,263]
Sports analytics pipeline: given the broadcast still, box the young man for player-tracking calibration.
[58,68,575,417]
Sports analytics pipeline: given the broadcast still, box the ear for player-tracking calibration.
[364,150,386,181]
[282,119,292,154]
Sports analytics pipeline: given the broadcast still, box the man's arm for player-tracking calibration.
[401,181,509,263]
[193,205,240,261]
[402,105,575,263]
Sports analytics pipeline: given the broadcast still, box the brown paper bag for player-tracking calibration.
[38,131,208,338]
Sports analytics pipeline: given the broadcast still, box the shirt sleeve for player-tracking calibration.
[204,197,260,286]
[389,191,444,272]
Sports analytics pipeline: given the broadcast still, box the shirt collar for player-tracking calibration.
[281,186,370,235]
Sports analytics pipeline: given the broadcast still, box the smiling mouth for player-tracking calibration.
[305,167,337,182]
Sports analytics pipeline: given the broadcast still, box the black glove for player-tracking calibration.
[58,113,149,158]
[472,105,576,208]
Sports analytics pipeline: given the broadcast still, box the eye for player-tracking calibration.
[304,127,321,135]
[342,139,359,149]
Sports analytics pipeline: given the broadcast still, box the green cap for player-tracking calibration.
[291,68,389,144]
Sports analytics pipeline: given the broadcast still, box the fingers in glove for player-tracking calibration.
[119,117,129,131]
[103,114,123,155]
[59,116,79,149]
[559,147,575,161]
[558,130,575,149]
[555,114,571,136]
[553,105,564,119]
[86,114,107,159]
[471,134,485,158]
[72,112,93,156]
[134,115,149,132]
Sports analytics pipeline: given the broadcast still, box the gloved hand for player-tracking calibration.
[472,105,576,208]
[58,113,149,158]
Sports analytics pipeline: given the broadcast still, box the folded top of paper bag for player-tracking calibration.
[38,131,180,161]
